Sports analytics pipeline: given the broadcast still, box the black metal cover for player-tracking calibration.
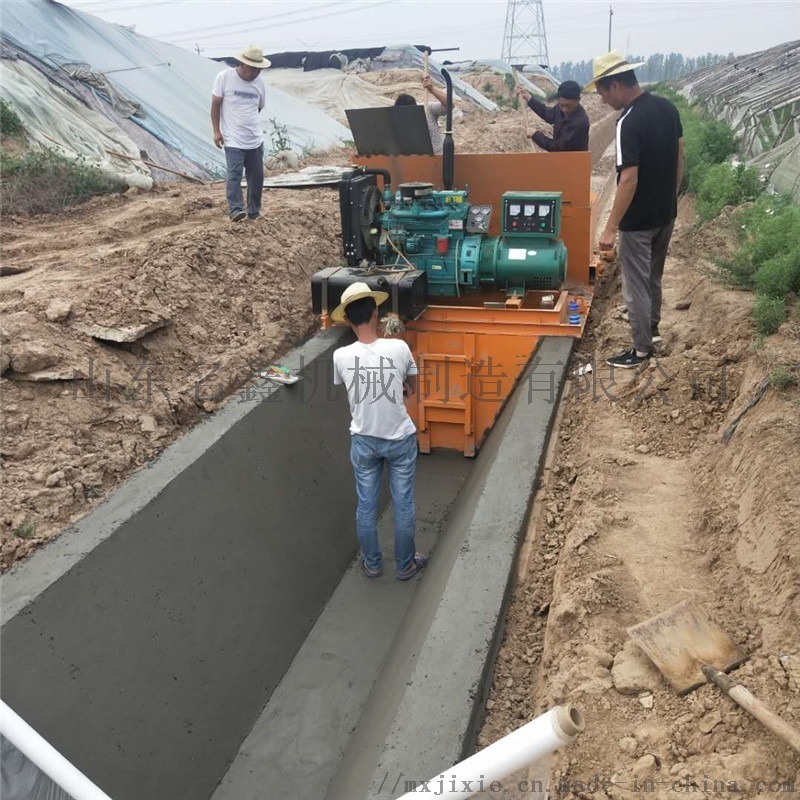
[311,267,428,321]
[345,106,433,156]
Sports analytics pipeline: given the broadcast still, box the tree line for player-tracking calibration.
[550,52,733,86]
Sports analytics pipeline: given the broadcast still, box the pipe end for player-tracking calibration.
[554,705,585,740]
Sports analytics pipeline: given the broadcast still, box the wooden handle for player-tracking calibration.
[704,666,800,754]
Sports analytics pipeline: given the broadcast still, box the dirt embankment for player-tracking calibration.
[1,184,342,567]
[480,198,800,793]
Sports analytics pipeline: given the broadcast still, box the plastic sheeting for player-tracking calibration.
[680,40,800,201]
[443,59,556,99]
[1,736,73,800]
[2,0,351,177]
[0,58,153,189]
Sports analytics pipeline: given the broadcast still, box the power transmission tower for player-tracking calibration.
[501,0,550,69]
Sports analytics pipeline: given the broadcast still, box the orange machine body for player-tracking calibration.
[329,151,601,456]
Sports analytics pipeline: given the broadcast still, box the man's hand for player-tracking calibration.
[422,75,434,91]
[599,224,617,252]
[515,85,531,103]
[213,130,224,148]
[526,128,536,139]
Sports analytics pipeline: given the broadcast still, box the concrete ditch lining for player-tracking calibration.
[2,332,573,800]
[332,336,574,800]
[1,328,366,800]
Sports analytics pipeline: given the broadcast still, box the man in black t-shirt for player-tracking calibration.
[585,51,685,369]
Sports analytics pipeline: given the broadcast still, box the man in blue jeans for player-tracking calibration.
[332,282,428,581]
[211,45,270,222]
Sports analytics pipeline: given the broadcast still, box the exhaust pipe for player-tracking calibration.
[441,68,454,190]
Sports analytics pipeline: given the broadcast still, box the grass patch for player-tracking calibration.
[1,147,125,215]
[12,520,36,539]
[769,363,799,390]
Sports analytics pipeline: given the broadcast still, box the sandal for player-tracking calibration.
[361,558,383,579]
[396,553,428,581]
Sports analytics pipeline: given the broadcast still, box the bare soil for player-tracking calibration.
[479,198,800,795]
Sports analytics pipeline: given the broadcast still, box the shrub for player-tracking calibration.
[769,364,798,390]
[752,295,786,336]
[1,148,124,215]
[754,252,800,298]
[0,99,23,137]
[695,162,762,222]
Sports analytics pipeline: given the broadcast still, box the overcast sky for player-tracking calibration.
[58,0,800,65]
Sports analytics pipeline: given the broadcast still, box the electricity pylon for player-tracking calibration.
[501,0,550,69]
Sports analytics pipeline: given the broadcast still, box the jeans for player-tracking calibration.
[224,144,264,218]
[350,433,417,573]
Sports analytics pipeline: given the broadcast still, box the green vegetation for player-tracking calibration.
[719,195,800,335]
[1,148,124,215]
[0,99,24,137]
[267,117,291,154]
[695,161,762,222]
[12,520,36,539]
[769,363,799,391]
[652,88,797,339]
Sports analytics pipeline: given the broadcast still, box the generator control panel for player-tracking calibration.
[466,204,492,234]
[502,191,562,238]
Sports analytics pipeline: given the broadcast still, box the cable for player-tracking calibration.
[157,0,355,41]
[164,0,394,44]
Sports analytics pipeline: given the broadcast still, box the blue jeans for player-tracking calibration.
[350,433,417,573]
[224,144,264,218]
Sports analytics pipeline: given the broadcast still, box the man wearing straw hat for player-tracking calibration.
[331,283,428,582]
[585,51,685,369]
[211,45,271,222]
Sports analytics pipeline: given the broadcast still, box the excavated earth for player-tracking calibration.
[479,198,800,796]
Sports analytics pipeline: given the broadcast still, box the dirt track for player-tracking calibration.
[479,198,800,793]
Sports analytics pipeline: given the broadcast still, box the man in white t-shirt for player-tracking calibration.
[211,45,270,222]
[331,283,428,581]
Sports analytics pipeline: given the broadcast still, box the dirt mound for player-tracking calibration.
[1,184,342,568]
[480,197,800,789]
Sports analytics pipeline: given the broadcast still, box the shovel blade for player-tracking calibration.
[628,599,748,695]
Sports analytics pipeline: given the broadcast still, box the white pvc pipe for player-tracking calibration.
[398,704,584,799]
[0,700,113,800]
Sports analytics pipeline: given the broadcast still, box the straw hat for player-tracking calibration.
[237,45,271,69]
[583,50,645,92]
[331,282,389,324]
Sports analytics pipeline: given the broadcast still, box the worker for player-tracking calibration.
[210,44,271,222]
[331,282,428,582]
[394,76,449,155]
[585,51,685,369]
[515,80,589,152]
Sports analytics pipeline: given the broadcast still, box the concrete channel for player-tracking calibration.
[1,325,572,799]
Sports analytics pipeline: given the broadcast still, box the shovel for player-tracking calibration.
[628,598,800,754]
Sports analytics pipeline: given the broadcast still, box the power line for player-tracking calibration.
[164,0,395,45]
[157,0,356,40]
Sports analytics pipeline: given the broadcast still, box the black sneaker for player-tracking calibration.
[652,326,663,344]
[230,210,247,222]
[605,347,652,369]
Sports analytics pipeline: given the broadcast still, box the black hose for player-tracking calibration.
[441,68,454,190]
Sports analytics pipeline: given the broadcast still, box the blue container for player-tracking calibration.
[568,300,581,325]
